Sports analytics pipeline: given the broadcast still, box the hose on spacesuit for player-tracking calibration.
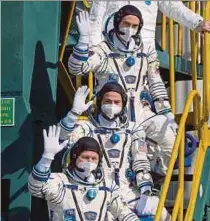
[174,132,198,169]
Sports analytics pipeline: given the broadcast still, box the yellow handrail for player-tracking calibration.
[185,3,210,218]
[178,24,183,57]
[82,0,91,9]
[178,131,184,221]
[58,1,77,104]
[203,1,210,121]
[184,140,206,221]
[169,19,175,114]
[155,90,201,221]
[88,72,93,99]
[161,15,166,51]
[76,75,82,89]
[59,1,76,62]
[190,1,199,129]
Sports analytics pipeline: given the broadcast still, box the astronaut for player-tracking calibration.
[88,1,210,47]
[28,126,140,221]
[59,83,170,220]
[69,6,175,121]
[68,5,176,175]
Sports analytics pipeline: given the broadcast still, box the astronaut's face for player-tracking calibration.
[76,150,99,165]
[101,92,123,108]
[119,15,140,31]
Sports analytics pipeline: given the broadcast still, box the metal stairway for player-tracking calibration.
[57,1,210,221]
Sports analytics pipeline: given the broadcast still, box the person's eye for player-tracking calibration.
[82,156,88,160]
[133,25,138,29]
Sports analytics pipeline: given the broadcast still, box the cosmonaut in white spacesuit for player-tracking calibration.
[68,5,176,175]
[88,1,210,47]
[59,82,170,220]
[28,126,141,221]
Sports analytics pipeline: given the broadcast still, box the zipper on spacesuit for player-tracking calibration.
[71,189,84,221]
[97,135,112,168]
[49,210,54,221]
[129,88,136,122]
[115,134,128,186]
[114,168,120,186]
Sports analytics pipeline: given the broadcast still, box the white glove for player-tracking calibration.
[76,11,90,44]
[71,86,93,115]
[136,195,170,221]
[42,125,68,160]
[164,112,178,135]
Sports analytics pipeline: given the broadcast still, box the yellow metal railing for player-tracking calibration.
[161,15,166,51]
[190,1,199,129]
[59,0,76,103]
[155,90,202,220]
[156,1,210,220]
[185,4,210,220]
[178,23,183,57]
[82,0,91,9]
[169,18,176,114]
[203,2,210,121]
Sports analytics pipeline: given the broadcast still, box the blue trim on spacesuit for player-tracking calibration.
[64,184,112,192]
[72,53,88,62]
[73,46,88,54]
[32,166,50,182]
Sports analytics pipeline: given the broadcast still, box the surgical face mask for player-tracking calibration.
[119,26,137,43]
[77,162,97,177]
[101,104,122,119]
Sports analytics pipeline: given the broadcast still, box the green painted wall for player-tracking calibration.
[1,1,61,220]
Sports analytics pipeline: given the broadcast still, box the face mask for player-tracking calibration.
[101,104,122,119]
[77,162,97,177]
[119,26,137,43]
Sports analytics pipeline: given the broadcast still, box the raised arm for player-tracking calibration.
[28,126,68,204]
[68,11,107,76]
[159,1,210,33]
[59,86,93,141]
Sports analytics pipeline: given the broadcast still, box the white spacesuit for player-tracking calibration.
[28,127,140,221]
[59,83,170,220]
[68,7,176,176]
[88,1,203,48]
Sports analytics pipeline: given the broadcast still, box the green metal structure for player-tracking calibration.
[1,2,61,220]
